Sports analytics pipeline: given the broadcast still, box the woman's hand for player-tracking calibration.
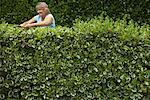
[20,22,28,27]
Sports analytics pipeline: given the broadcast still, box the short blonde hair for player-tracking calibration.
[36,2,50,14]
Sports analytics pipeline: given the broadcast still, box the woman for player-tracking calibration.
[20,2,55,28]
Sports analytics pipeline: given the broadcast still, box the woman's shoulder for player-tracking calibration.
[34,15,40,19]
[46,14,54,18]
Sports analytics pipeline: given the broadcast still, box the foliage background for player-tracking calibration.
[0,0,150,26]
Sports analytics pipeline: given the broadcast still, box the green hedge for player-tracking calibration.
[0,16,150,99]
[51,0,150,26]
[1,0,150,26]
[0,0,34,24]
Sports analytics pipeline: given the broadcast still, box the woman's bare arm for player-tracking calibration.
[26,15,52,27]
[20,17,36,27]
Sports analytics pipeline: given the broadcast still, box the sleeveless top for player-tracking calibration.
[34,14,55,28]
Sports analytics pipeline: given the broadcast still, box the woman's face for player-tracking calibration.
[36,7,46,17]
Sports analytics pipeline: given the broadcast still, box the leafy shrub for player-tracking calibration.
[0,0,34,24]
[0,16,150,99]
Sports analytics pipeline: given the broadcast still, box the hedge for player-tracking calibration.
[0,15,150,99]
[1,0,150,26]
[0,0,34,24]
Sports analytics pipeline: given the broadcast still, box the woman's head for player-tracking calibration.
[36,2,50,17]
